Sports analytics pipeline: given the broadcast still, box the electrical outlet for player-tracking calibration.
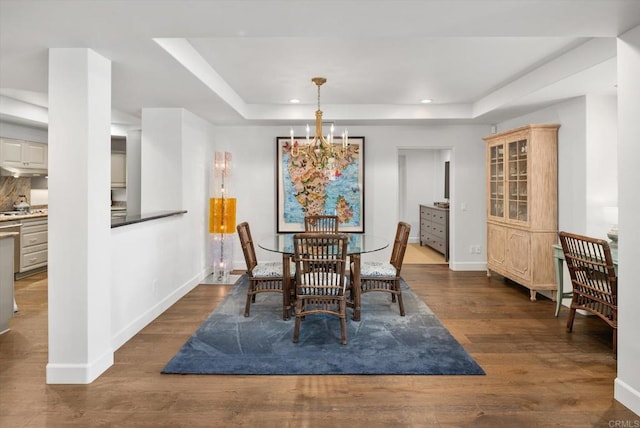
[470,245,481,254]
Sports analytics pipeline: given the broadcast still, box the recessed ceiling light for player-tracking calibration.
[289,99,300,104]
[420,99,433,104]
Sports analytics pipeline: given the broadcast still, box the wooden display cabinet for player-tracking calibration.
[484,124,560,301]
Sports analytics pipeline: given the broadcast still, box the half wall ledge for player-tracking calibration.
[110,210,187,229]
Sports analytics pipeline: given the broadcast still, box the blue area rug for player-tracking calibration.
[162,275,484,375]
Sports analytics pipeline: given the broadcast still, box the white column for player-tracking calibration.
[126,129,142,215]
[615,25,640,416]
[47,48,113,383]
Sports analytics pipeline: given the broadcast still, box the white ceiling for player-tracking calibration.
[1,0,639,131]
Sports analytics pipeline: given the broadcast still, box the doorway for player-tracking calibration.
[398,148,452,265]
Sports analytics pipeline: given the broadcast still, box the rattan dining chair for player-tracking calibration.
[352,221,411,316]
[237,222,294,320]
[304,215,339,233]
[558,231,618,357]
[292,232,349,345]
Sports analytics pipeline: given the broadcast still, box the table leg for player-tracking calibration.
[553,252,564,317]
[283,254,291,320]
[352,254,361,321]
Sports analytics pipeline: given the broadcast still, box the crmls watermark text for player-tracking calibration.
[609,420,640,428]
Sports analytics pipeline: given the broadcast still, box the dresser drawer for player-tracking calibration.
[430,224,447,239]
[424,234,445,252]
[21,230,47,247]
[21,245,48,270]
[431,211,447,226]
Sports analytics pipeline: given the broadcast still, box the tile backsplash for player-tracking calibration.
[0,176,31,211]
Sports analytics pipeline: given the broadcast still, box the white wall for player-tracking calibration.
[110,109,214,350]
[498,97,589,236]
[140,109,184,212]
[585,95,618,239]
[0,121,47,143]
[615,24,640,417]
[215,124,488,271]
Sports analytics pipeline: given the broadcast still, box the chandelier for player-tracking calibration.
[289,77,348,177]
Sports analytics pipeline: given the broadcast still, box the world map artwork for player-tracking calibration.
[281,139,362,229]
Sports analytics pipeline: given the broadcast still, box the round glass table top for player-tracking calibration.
[258,233,389,255]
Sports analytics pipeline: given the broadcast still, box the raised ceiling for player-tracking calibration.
[1,0,639,131]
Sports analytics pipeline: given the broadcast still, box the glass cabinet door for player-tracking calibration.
[489,143,505,218]
[507,139,528,222]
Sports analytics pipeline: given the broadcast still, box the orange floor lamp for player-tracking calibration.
[210,151,236,282]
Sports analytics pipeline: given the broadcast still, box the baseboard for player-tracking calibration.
[46,348,114,384]
[615,377,640,417]
[449,261,486,271]
[110,268,207,351]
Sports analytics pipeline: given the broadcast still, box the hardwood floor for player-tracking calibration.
[404,243,447,264]
[1,266,638,427]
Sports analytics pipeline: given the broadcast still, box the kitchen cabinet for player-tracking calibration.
[111,152,126,188]
[419,204,449,261]
[20,217,48,273]
[0,138,48,169]
[483,124,560,301]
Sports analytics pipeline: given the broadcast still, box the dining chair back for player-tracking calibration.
[237,222,290,320]
[353,221,411,316]
[292,232,349,344]
[304,215,339,233]
[558,231,618,357]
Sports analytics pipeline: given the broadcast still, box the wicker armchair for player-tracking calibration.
[352,222,411,316]
[304,215,339,233]
[237,222,294,320]
[292,233,349,345]
[558,231,618,357]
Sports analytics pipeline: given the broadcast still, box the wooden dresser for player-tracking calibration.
[419,204,449,261]
[483,123,560,301]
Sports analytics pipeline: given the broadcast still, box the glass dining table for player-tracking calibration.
[258,233,389,321]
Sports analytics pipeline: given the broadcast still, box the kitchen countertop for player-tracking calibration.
[0,212,48,223]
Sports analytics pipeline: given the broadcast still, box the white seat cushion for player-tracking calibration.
[298,273,347,295]
[360,261,397,278]
[251,262,296,278]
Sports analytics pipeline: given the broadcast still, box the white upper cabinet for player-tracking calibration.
[0,138,48,169]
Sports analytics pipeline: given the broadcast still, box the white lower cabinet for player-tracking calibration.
[20,218,48,273]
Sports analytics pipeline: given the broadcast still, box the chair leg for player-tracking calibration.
[396,292,405,317]
[613,328,617,359]
[282,291,290,321]
[566,308,576,332]
[340,301,347,345]
[293,301,303,343]
[244,291,252,317]
[393,281,404,317]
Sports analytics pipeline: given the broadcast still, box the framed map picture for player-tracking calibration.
[276,136,365,233]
